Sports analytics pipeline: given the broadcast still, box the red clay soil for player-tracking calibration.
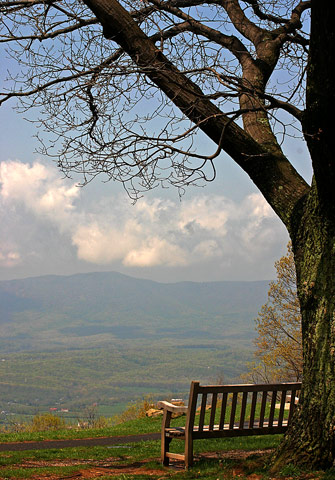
[0,449,323,480]
[0,450,272,480]
[2,459,169,479]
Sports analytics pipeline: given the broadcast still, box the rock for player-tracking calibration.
[146,408,163,417]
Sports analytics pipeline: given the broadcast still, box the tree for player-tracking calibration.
[1,0,335,469]
[248,243,302,383]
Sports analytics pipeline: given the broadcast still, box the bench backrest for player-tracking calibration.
[185,381,302,436]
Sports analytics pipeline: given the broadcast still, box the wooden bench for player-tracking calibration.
[158,380,301,468]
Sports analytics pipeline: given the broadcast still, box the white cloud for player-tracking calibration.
[1,159,287,279]
[124,237,187,267]
[178,195,230,235]
[72,222,138,264]
[192,239,220,259]
[70,192,281,270]
[247,192,273,218]
[0,160,79,226]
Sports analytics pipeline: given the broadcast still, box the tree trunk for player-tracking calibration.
[272,180,335,469]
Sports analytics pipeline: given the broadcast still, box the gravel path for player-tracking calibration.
[0,432,161,452]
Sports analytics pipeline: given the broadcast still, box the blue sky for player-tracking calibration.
[0,89,312,284]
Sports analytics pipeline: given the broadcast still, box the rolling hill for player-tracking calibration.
[0,271,269,351]
[0,272,270,419]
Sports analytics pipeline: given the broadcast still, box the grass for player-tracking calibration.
[0,415,163,444]
[0,395,290,445]
[0,414,331,480]
[0,440,330,480]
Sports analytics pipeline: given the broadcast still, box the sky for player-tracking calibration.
[0,95,312,284]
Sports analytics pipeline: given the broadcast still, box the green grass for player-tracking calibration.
[0,415,163,443]
[0,414,330,480]
[0,439,329,480]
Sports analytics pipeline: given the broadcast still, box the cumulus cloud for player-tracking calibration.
[0,160,79,269]
[72,222,138,264]
[178,195,230,234]
[1,159,287,280]
[0,160,79,227]
[124,237,187,267]
[70,191,284,272]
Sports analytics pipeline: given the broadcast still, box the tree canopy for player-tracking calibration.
[1,0,310,209]
[248,243,302,383]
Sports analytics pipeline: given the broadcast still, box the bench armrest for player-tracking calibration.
[157,401,188,414]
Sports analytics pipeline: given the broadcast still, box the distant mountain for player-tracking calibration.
[0,272,272,416]
[0,271,270,353]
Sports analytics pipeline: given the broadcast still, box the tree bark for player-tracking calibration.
[271,179,335,468]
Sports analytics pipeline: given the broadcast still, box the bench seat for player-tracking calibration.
[165,419,290,437]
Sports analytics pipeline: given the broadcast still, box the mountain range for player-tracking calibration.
[0,271,269,352]
[0,272,270,417]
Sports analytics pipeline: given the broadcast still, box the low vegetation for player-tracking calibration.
[0,399,332,480]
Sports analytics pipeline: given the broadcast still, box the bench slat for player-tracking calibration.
[197,383,301,394]
[249,391,258,428]
[259,390,267,428]
[219,392,227,430]
[288,389,297,422]
[166,419,291,438]
[166,452,185,461]
[278,390,287,427]
[209,393,217,431]
[239,391,248,429]
[198,393,207,432]
[229,392,238,429]
[268,391,277,427]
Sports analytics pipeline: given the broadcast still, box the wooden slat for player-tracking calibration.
[249,391,258,428]
[209,393,217,431]
[268,391,277,427]
[165,427,185,436]
[278,390,287,427]
[198,394,207,432]
[259,391,267,428]
[185,381,200,434]
[239,392,248,429]
[219,392,227,430]
[229,392,238,429]
[288,389,297,422]
[191,423,289,439]
[166,452,185,461]
[197,382,301,395]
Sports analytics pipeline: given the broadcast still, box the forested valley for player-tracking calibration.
[0,272,268,423]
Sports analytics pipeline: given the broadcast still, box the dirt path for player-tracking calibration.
[0,432,160,452]
[0,448,276,480]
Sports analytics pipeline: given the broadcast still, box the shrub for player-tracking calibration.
[30,413,66,431]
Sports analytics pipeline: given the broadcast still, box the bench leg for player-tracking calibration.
[161,434,172,466]
[185,434,193,469]
[161,409,173,466]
